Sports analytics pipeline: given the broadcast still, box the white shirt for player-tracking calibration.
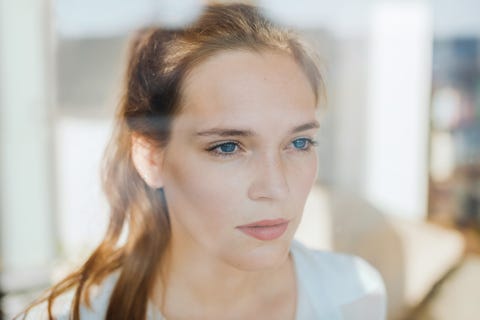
[289,240,386,319]
[27,240,387,319]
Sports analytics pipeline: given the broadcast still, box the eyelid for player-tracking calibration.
[290,136,317,144]
[207,140,242,150]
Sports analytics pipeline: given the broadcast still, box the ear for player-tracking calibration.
[131,134,165,189]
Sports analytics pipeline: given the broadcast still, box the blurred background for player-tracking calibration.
[1,0,479,319]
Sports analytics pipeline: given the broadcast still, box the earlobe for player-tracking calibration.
[131,135,165,189]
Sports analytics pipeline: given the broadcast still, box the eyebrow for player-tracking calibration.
[195,121,320,137]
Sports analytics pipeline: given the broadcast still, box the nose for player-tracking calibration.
[247,152,290,201]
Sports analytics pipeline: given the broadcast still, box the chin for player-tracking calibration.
[227,239,292,271]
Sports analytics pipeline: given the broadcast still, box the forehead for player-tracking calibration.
[176,49,317,132]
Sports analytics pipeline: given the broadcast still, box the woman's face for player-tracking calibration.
[160,49,319,270]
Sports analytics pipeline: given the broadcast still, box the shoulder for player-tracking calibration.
[21,272,120,320]
[291,240,386,294]
[291,240,387,319]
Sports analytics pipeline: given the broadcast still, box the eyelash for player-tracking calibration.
[291,138,319,151]
[206,138,319,158]
[207,141,240,157]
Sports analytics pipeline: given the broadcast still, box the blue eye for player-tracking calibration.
[218,142,237,153]
[208,141,240,157]
[293,138,308,149]
[292,138,317,151]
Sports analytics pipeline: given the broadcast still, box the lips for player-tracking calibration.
[236,219,289,241]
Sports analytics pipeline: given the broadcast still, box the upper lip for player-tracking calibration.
[237,218,289,228]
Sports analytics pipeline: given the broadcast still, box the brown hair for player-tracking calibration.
[20,3,323,319]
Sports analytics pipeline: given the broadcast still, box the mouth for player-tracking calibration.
[236,219,289,241]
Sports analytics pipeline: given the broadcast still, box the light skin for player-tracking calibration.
[132,49,319,319]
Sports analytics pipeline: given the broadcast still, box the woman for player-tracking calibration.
[21,3,386,319]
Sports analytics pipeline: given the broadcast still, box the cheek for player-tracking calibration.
[163,150,317,233]
[162,153,246,229]
[289,154,318,195]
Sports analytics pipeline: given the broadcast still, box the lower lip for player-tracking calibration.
[237,222,289,241]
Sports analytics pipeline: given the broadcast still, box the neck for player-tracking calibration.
[151,236,295,318]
